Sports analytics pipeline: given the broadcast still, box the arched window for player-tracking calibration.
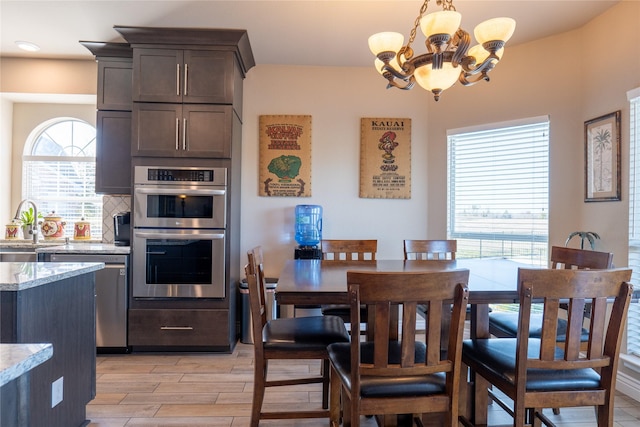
[22,117,102,238]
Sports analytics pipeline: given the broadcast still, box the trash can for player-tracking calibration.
[239,277,278,344]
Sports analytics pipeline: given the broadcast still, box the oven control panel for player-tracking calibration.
[135,166,227,186]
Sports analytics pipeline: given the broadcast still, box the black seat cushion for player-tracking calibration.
[321,304,368,319]
[263,315,349,352]
[327,341,447,398]
[489,312,590,342]
[462,338,601,391]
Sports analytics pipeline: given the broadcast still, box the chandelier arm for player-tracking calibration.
[384,73,416,90]
[451,29,471,67]
[459,71,490,87]
[460,54,498,75]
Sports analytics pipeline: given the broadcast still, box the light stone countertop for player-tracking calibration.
[0,343,53,387]
[35,243,130,255]
[0,262,104,291]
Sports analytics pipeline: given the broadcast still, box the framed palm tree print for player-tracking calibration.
[585,110,621,202]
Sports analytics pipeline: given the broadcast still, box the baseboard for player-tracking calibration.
[616,361,640,403]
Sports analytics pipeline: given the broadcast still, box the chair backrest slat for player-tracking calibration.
[322,239,377,261]
[516,268,632,375]
[404,239,457,261]
[347,270,469,379]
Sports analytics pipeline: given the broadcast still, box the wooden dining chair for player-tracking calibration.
[460,267,633,427]
[327,269,470,427]
[245,246,350,426]
[404,239,461,322]
[404,239,457,260]
[321,239,378,261]
[489,246,614,343]
[320,239,378,325]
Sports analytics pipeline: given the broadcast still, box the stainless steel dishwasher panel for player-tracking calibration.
[50,253,128,349]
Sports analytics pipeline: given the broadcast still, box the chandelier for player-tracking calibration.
[369,0,516,101]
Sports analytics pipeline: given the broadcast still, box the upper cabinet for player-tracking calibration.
[133,49,234,104]
[80,41,133,194]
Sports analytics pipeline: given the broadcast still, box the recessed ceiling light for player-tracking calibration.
[15,41,40,52]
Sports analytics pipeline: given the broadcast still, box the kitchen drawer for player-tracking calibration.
[128,309,229,347]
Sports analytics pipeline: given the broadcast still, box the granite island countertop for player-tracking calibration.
[35,243,130,255]
[0,262,105,291]
[0,343,53,387]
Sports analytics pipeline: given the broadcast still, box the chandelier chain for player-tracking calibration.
[407,0,432,49]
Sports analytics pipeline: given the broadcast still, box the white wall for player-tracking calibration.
[241,65,430,276]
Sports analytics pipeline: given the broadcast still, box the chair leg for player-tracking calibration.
[251,359,267,427]
[329,365,341,427]
[322,359,330,409]
[552,407,560,415]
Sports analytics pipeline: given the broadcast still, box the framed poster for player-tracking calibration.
[584,110,621,202]
[259,115,312,197]
[360,118,411,199]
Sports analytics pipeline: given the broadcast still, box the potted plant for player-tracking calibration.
[565,231,600,250]
[19,207,42,240]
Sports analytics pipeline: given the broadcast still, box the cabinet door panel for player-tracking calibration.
[133,48,182,103]
[96,111,131,194]
[98,59,132,110]
[184,50,233,104]
[184,105,232,158]
[132,103,181,156]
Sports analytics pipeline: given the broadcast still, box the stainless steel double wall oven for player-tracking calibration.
[133,166,227,298]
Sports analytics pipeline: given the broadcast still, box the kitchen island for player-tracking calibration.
[0,262,103,427]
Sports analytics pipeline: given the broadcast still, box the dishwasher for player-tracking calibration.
[49,253,129,352]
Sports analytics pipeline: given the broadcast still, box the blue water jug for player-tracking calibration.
[295,205,322,247]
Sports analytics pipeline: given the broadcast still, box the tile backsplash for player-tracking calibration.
[102,195,131,243]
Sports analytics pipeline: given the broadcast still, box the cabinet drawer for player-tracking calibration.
[128,309,229,347]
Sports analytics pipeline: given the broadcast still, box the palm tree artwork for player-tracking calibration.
[592,126,612,192]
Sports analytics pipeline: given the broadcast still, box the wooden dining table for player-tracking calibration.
[277,257,528,335]
[275,257,534,425]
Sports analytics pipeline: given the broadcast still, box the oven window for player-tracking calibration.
[146,195,213,219]
[146,239,213,284]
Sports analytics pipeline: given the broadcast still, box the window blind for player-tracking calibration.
[23,157,102,238]
[627,87,640,356]
[447,118,549,266]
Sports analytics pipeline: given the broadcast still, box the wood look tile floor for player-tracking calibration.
[87,341,640,427]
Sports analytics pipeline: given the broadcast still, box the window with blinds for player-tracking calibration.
[627,87,640,357]
[22,118,102,238]
[447,117,550,266]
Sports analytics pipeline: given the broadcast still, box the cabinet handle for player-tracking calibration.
[184,63,188,96]
[160,326,194,331]
[183,118,187,150]
[176,63,180,96]
[175,118,180,150]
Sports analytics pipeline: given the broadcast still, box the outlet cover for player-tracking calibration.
[51,376,63,408]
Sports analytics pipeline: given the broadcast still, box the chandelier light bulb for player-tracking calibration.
[420,11,462,38]
[368,32,404,56]
[414,62,460,93]
[474,17,516,45]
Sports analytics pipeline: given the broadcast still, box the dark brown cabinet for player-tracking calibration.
[132,103,232,157]
[133,48,234,104]
[96,111,132,193]
[81,42,133,194]
[97,58,133,110]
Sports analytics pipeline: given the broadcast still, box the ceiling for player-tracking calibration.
[0,0,621,68]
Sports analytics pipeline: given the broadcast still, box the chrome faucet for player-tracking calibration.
[14,199,39,244]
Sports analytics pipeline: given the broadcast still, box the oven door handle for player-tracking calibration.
[134,188,226,196]
[134,231,225,240]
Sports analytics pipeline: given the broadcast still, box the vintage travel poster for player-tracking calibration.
[360,118,411,199]
[259,115,312,197]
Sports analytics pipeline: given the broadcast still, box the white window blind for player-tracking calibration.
[627,87,640,356]
[22,118,102,238]
[447,118,549,266]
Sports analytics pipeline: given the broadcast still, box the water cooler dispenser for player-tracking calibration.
[294,205,323,260]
